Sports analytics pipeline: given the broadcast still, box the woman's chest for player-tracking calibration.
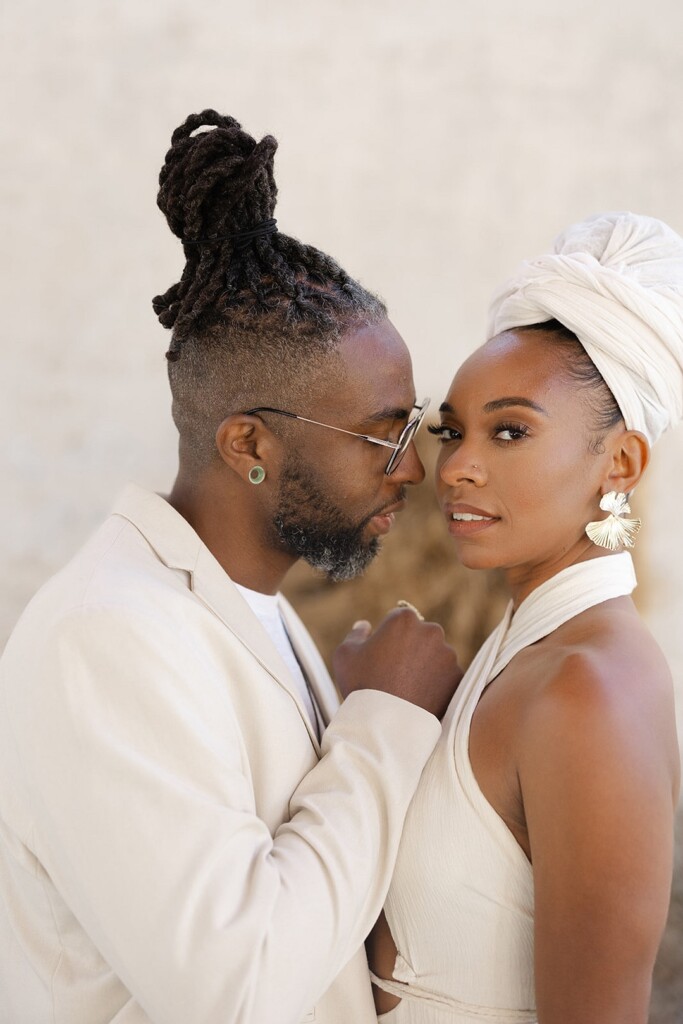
[468,654,547,861]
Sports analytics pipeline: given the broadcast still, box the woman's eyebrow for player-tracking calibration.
[483,397,549,415]
[438,397,549,416]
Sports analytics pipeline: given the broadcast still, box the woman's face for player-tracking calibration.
[432,329,618,597]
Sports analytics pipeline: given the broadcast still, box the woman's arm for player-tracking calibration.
[519,649,678,1024]
[366,912,401,1013]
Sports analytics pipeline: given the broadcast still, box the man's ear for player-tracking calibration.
[603,429,650,495]
[215,415,277,483]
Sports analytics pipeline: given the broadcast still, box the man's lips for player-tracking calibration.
[444,503,500,536]
[368,499,406,535]
[377,498,406,518]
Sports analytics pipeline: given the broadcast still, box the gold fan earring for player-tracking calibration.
[585,491,642,551]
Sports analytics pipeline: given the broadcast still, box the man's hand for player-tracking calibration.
[333,608,463,720]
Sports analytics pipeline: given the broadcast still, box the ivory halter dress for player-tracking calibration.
[372,553,637,1024]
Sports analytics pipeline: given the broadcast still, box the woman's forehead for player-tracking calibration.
[447,330,571,403]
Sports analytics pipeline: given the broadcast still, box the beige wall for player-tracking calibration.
[3,0,683,750]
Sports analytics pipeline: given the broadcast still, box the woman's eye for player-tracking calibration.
[494,423,528,441]
[427,424,462,443]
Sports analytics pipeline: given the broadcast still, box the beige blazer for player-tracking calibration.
[0,485,439,1024]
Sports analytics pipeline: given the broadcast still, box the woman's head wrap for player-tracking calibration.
[488,211,683,445]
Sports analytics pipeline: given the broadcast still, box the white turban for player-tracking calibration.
[488,211,683,445]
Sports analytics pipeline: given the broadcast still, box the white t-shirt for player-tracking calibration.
[234,582,321,737]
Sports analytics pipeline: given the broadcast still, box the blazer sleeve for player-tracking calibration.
[6,604,440,1024]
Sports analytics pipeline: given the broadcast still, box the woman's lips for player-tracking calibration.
[445,503,499,536]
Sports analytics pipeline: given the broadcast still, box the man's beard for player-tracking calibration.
[272,457,393,581]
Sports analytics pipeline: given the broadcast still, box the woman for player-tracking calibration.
[352,212,682,1022]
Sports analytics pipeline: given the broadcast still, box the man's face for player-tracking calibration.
[270,320,426,580]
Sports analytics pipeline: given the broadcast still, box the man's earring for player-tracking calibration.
[585,491,642,550]
[248,466,266,485]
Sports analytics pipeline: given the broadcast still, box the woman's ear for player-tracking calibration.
[215,414,276,483]
[603,429,650,495]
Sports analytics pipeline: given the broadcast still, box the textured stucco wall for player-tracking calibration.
[3,2,683,721]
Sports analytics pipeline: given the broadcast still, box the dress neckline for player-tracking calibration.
[448,551,638,875]
[491,551,637,681]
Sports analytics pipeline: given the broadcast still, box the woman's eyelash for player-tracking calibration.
[494,422,529,440]
[427,422,530,443]
[427,423,461,441]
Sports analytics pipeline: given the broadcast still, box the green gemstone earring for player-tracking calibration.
[248,465,266,485]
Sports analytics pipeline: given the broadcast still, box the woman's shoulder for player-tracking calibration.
[516,597,679,795]
[540,598,667,692]
[522,595,672,702]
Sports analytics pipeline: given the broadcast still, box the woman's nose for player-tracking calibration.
[438,449,486,487]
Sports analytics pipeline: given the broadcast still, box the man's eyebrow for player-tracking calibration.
[365,405,413,424]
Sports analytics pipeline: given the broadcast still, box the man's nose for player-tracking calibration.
[392,440,426,485]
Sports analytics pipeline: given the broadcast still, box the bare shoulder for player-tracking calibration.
[517,596,679,799]
[522,595,673,707]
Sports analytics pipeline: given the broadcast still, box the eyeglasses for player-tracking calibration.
[243,398,431,475]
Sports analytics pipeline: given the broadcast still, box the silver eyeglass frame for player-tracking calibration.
[242,398,430,475]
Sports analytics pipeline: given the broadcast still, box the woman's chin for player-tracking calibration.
[452,547,504,572]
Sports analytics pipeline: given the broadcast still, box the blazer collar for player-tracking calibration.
[111,484,326,752]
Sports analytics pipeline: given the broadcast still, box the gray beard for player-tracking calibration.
[272,459,382,581]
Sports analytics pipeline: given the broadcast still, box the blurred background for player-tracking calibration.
[2,1,682,1018]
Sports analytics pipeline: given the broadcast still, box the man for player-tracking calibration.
[0,111,460,1024]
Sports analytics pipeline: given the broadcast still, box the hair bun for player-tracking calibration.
[152,109,385,349]
[156,109,279,247]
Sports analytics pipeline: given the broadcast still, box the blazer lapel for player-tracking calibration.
[191,546,324,753]
[278,597,340,729]
[112,485,324,753]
